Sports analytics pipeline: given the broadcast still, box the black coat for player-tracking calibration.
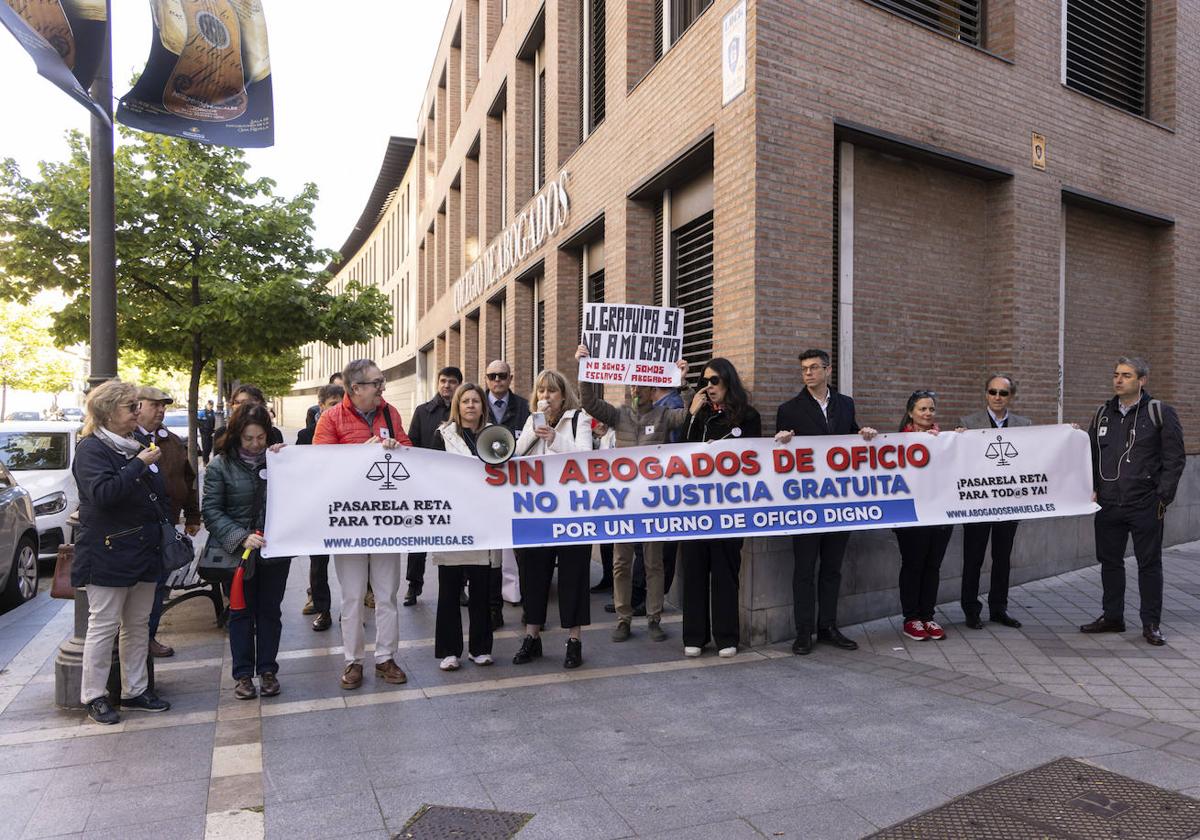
[1089,391,1185,508]
[489,391,530,437]
[684,403,762,443]
[775,388,860,437]
[71,436,166,588]
[408,395,452,449]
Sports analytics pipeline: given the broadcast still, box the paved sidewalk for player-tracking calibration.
[0,540,1197,839]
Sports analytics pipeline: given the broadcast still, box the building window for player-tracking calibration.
[534,65,546,190]
[1065,0,1147,116]
[666,0,713,51]
[582,0,606,137]
[535,296,546,377]
[865,0,982,47]
[500,107,509,224]
[588,268,605,304]
[671,210,714,383]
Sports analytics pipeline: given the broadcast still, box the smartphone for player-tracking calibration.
[532,412,547,430]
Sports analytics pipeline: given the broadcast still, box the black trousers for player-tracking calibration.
[516,544,592,628]
[200,433,213,464]
[681,538,743,649]
[1095,501,1164,626]
[895,526,952,621]
[791,531,851,633]
[407,552,427,588]
[959,521,1018,620]
[435,565,493,658]
[308,555,331,612]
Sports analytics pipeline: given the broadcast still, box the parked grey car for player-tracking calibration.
[0,461,39,611]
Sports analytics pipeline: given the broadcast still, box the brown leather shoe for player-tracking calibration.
[149,639,174,658]
[1143,624,1166,646]
[374,659,407,685]
[259,672,280,697]
[234,676,257,700]
[311,611,331,632]
[340,663,363,690]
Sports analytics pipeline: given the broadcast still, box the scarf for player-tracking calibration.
[95,426,142,459]
[238,447,267,469]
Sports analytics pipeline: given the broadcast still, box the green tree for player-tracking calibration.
[0,299,78,419]
[0,130,390,458]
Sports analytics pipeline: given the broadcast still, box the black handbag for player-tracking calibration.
[199,463,267,580]
[143,477,194,573]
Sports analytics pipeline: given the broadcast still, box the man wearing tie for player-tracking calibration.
[484,360,530,620]
[958,375,1031,630]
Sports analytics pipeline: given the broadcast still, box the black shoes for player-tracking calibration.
[791,633,813,656]
[403,585,421,607]
[964,615,985,630]
[991,612,1022,629]
[816,627,859,650]
[311,611,332,632]
[490,606,505,630]
[513,635,543,665]
[1080,616,1126,634]
[86,696,120,725]
[564,638,583,669]
[119,690,170,713]
[260,672,281,697]
[1143,624,1166,646]
[590,577,613,593]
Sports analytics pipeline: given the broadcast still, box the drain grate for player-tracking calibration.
[869,757,1200,840]
[395,804,533,839]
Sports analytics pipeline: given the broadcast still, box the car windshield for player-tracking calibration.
[163,413,190,427]
[0,432,69,470]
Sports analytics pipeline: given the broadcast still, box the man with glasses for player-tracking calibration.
[402,365,463,607]
[314,359,414,690]
[958,375,1031,630]
[775,349,876,655]
[484,360,529,614]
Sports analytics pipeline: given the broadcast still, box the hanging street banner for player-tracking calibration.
[579,303,686,387]
[116,0,274,148]
[0,0,109,123]
[262,425,1096,558]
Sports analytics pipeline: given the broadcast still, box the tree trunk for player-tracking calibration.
[1,379,6,421]
[188,338,203,474]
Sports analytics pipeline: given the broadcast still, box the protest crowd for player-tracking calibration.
[70,347,1184,724]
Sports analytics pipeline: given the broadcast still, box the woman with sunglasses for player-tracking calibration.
[894,390,953,642]
[512,369,594,668]
[681,358,762,658]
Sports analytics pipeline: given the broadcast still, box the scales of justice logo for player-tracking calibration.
[366,453,410,490]
[986,434,1019,468]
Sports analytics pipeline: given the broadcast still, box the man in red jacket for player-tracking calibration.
[314,359,413,690]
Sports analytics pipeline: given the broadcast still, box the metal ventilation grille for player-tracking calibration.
[536,69,546,189]
[535,297,546,375]
[671,211,714,379]
[867,0,982,47]
[588,269,605,304]
[1066,0,1147,116]
[590,0,606,129]
[654,0,664,60]
[652,201,664,304]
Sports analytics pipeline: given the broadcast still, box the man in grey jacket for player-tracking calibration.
[576,344,689,642]
[958,374,1032,630]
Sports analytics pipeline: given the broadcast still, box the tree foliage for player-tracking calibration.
[0,299,78,417]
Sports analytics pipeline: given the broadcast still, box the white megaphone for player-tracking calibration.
[476,425,517,465]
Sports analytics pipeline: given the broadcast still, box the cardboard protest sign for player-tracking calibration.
[579,303,685,387]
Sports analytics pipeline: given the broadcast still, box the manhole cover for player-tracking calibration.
[869,758,1200,840]
[395,804,533,839]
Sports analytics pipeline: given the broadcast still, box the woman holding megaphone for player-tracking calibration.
[202,404,290,700]
[681,358,762,660]
[512,370,595,669]
[430,383,499,671]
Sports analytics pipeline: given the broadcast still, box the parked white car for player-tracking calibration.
[0,460,38,610]
[0,422,81,562]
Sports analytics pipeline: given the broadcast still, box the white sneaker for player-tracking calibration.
[439,655,460,671]
[718,646,737,658]
[684,646,702,658]
[468,653,493,666]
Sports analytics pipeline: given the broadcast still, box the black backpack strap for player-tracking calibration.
[1091,403,1107,434]
[1149,399,1163,430]
[570,410,579,440]
[383,405,396,440]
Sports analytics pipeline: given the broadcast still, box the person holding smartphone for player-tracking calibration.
[512,370,594,669]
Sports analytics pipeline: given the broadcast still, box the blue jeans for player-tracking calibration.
[229,560,292,679]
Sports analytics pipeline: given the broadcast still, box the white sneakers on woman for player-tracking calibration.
[468,653,494,666]
[439,656,460,671]
[683,646,702,658]
[718,647,737,658]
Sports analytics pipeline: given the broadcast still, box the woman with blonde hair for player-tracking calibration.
[429,383,498,671]
[512,369,594,668]
[73,380,172,724]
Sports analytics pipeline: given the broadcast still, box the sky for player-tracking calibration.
[0,0,452,252]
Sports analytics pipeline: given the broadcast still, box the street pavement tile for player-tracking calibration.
[637,817,765,840]
[842,782,959,830]
[477,759,594,812]
[602,777,736,834]
[79,815,206,840]
[0,792,41,840]
[264,790,384,840]
[0,767,55,797]
[20,793,93,839]
[659,736,784,778]
[509,793,633,840]
[262,737,373,804]
[1084,748,1200,792]
[456,730,574,774]
[82,777,209,830]
[359,737,475,783]
[375,774,493,826]
[746,801,879,839]
[572,746,695,790]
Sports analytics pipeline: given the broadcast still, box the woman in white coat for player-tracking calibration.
[511,369,594,669]
[430,383,498,670]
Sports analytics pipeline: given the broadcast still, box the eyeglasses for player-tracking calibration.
[700,375,723,387]
[354,378,385,390]
[121,402,139,412]
[486,372,510,381]
[800,364,828,374]
[987,388,1011,397]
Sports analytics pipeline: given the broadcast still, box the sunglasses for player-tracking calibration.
[700,375,723,387]
[354,378,385,390]
[910,390,937,401]
[486,372,510,381]
[987,388,1011,397]
[121,402,139,412]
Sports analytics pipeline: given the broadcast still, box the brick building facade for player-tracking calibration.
[295,0,1200,641]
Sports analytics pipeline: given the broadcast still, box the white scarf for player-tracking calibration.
[95,426,142,459]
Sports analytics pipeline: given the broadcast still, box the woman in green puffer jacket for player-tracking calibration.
[202,404,291,700]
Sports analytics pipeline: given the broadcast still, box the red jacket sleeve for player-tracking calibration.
[313,409,337,445]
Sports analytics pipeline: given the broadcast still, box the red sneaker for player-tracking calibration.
[924,620,946,641]
[902,620,927,641]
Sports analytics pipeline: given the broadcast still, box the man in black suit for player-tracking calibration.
[774,349,877,655]
[484,359,530,435]
[402,365,462,606]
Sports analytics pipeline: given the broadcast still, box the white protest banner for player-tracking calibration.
[262,425,1096,558]
[579,303,685,387]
